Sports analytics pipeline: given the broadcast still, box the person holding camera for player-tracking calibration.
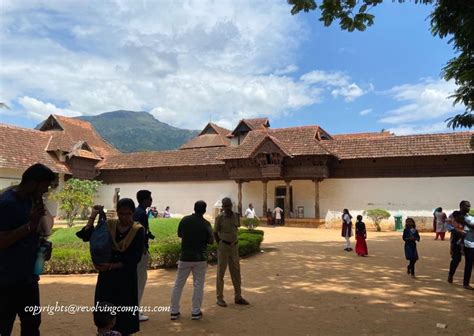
[0,163,56,336]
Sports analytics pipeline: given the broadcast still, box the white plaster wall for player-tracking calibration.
[96,177,474,226]
[320,177,474,228]
[0,168,22,190]
[0,169,64,217]
[97,181,237,218]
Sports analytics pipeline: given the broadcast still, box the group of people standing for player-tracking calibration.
[340,209,369,256]
[1,162,472,335]
[83,194,250,335]
[339,202,474,289]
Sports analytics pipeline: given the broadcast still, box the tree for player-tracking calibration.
[363,208,391,231]
[288,0,474,129]
[51,178,102,227]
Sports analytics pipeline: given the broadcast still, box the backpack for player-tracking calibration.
[90,212,113,264]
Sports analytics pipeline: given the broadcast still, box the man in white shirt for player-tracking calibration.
[273,206,283,226]
[244,203,258,230]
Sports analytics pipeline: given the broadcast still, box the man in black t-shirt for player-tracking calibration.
[170,201,214,320]
[0,163,56,336]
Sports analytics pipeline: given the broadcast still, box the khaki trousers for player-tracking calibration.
[216,242,242,300]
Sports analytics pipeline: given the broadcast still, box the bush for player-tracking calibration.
[239,228,264,236]
[363,209,391,232]
[44,219,264,274]
[241,217,260,230]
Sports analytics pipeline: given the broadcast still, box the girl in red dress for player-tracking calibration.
[355,215,368,256]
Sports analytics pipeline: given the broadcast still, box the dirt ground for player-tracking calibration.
[12,226,474,336]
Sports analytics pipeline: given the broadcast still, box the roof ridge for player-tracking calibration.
[0,123,47,133]
[331,131,473,141]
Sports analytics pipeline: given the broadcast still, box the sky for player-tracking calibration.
[0,0,465,135]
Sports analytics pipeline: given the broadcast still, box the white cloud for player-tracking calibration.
[300,70,350,86]
[359,108,373,116]
[388,122,449,136]
[380,78,463,124]
[0,1,368,128]
[300,70,370,102]
[274,64,298,75]
[18,96,82,121]
[331,83,364,102]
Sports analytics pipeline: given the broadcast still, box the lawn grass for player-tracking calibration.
[45,217,264,274]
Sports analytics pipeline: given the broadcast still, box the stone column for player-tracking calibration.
[314,179,321,219]
[284,180,291,219]
[262,180,268,217]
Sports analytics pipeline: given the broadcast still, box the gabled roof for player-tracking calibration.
[332,131,394,140]
[0,124,70,174]
[322,132,474,159]
[66,141,102,161]
[180,122,231,149]
[41,115,119,158]
[219,126,332,160]
[98,147,226,169]
[228,118,270,137]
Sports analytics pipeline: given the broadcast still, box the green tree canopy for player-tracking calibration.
[51,178,102,227]
[288,0,473,129]
[363,208,391,231]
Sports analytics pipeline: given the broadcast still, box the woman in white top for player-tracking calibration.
[341,209,353,251]
[434,207,447,240]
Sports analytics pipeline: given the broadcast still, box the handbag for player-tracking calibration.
[89,212,113,264]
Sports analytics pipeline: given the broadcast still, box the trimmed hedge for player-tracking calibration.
[44,222,264,274]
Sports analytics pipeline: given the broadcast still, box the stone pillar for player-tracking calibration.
[237,180,243,215]
[284,180,291,219]
[314,179,321,219]
[262,180,268,217]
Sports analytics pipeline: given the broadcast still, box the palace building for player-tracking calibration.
[1,114,473,227]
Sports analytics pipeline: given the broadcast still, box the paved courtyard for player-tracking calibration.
[14,226,474,335]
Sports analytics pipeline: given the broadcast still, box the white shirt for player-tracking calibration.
[273,207,283,220]
[244,208,256,219]
[464,215,474,249]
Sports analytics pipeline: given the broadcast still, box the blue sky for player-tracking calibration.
[0,1,463,135]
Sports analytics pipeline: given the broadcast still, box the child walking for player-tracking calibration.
[94,302,122,336]
[403,218,420,277]
[341,209,353,251]
[355,215,368,256]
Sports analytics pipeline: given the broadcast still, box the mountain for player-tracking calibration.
[78,110,199,152]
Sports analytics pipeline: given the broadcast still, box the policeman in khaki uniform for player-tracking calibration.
[214,197,250,307]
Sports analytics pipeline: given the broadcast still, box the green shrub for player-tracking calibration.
[363,209,391,232]
[239,228,264,236]
[241,217,260,230]
[44,218,264,273]
[469,209,474,216]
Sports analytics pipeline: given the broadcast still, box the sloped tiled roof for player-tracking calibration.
[322,132,474,159]
[243,118,269,130]
[98,147,225,169]
[0,124,70,173]
[228,118,270,137]
[180,123,231,149]
[332,131,394,140]
[220,126,332,160]
[43,115,119,158]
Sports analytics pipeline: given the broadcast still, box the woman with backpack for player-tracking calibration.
[77,199,145,336]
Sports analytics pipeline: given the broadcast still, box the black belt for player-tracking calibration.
[221,240,237,245]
